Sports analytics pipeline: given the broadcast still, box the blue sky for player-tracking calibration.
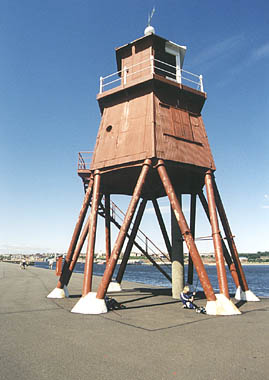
[1,0,268,255]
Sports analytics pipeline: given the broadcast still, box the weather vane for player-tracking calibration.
[147,6,155,27]
[144,6,156,35]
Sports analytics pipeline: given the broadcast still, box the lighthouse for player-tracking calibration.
[48,26,259,314]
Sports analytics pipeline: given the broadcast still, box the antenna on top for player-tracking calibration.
[144,6,156,35]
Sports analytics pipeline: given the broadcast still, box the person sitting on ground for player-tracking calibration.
[180,285,197,309]
[180,285,206,314]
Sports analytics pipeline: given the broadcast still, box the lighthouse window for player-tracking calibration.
[106,125,112,132]
[155,50,176,80]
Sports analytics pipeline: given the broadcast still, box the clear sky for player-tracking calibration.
[1,0,268,255]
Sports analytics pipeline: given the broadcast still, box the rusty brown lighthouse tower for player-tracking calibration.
[48,26,259,314]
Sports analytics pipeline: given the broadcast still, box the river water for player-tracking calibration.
[35,262,269,298]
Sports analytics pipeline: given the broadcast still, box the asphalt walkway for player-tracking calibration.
[0,262,268,380]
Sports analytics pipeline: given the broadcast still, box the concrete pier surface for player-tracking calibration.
[1,262,268,380]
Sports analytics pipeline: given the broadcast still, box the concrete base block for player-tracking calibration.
[47,285,69,299]
[235,286,260,301]
[206,294,241,315]
[71,292,107,314]
[107,282,122,292]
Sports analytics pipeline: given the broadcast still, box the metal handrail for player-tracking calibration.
[110,200,170,263]
[78,151,93,170]
[99,56,204,94]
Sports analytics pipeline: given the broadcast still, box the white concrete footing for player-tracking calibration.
[235,286,260,301]
[206,294,241,315]
[107,282,122,292]
[47,285,69,299]
[71,292,107,314]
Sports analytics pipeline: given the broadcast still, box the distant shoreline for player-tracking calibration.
[203,262,269,266]
[2,259,269,267]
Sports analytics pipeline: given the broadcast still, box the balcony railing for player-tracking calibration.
[99,56,204,94]
[78,151,93,170]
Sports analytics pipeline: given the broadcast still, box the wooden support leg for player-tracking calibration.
[187,194,196,285]
[205,170,230,299]
[152,199,172,259]
[198,191,240,288]
[116,199,147,284]
[96,159,152,299]
[82,170,101,296]
[157,160,216,302]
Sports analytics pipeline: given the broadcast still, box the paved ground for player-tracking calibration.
[0,262,268,380]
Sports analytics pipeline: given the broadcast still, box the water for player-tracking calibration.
[35,262,269,298]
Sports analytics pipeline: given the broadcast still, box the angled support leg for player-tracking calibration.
[72,159,152,314]
[104,194,111,266]
[96,159,151,301]
[82,170,101,296]
[66,216,90,286]
[157,160,240,315]
[47,175,94,299]
[71,170,102,314]
[152,199,172,259]
[156,160,216,303]
[100,201,172,282]
[212,177,259,301]
[187,194,196,287]
[115,199,147,286]
[205,171,230,299]
[198,190,240,288]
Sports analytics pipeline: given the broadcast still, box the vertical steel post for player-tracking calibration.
[152,199,172,259]
[96,159,152,300]
[82,171,101,296]
[188,194,196,285]
[116,199,147,284]
[104,194,111,266]
[57,175,94,289]
[212,177,249,292]
[198,191,240,288]
[157,160,216,302]
[205,170,230,298]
